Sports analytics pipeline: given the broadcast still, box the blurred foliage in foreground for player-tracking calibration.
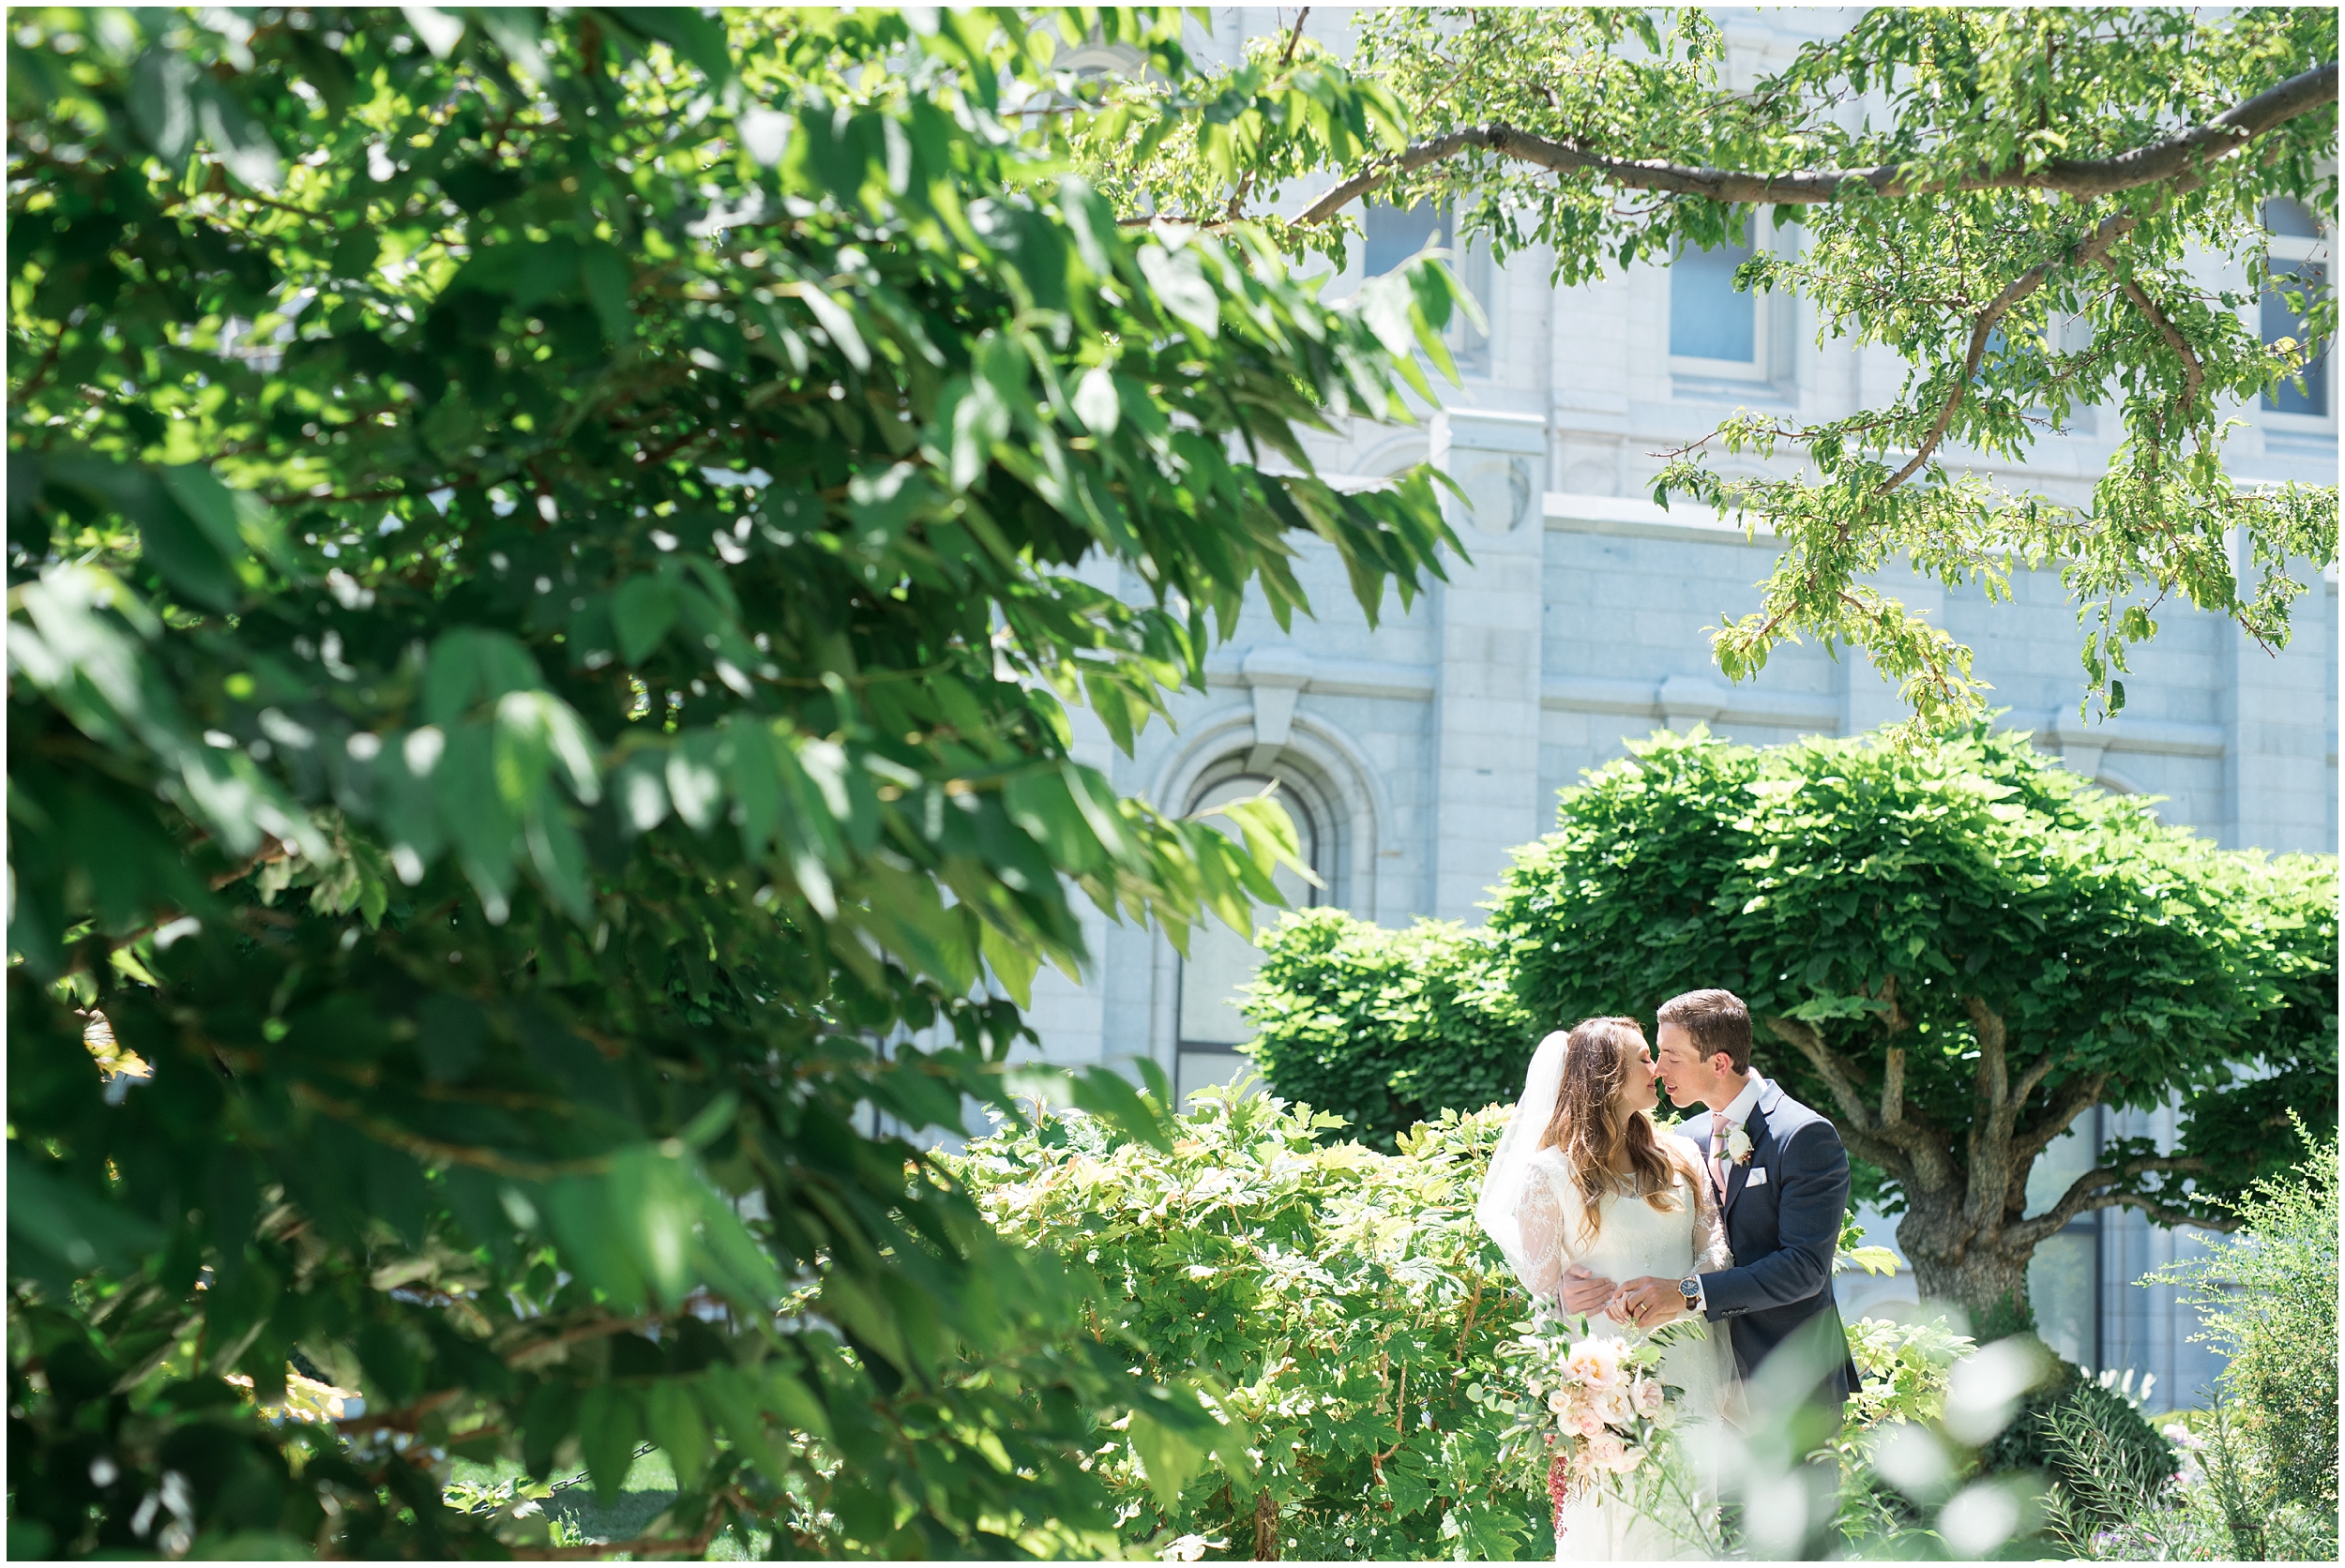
[6,6,1470,1557]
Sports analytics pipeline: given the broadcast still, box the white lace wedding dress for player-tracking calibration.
[1514,1138,1736,1562]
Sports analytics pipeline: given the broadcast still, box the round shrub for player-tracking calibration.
[1981,1356,2177,1525]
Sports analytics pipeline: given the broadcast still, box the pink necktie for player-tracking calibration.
[1710,1110,1732,1202]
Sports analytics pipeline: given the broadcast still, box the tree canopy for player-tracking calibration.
[1246,727,2337,1322]
[6,7,1471,1557]
[1085,7,2340,730]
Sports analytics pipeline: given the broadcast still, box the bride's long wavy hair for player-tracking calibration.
[1538,1016,1694,1241]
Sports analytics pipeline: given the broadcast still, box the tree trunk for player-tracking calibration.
[1250,1489,1279,1560]
[1896,1194,2036,1334]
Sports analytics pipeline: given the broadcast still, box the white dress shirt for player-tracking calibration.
[1686,1071,1765,1316]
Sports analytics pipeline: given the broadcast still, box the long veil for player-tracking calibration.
[1475,1028,1571,1282]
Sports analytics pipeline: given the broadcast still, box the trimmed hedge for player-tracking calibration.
[1242,910,1529,1152]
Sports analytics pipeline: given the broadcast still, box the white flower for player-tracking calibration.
[1565,1336,1630,1394]
[1725,1125,1754,1165]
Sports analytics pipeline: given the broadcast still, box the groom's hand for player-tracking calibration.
[1559,1263,1617,1315]
[1617,1275,1688,1328]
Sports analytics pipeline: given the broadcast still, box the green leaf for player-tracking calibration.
[127,49,200,163]
[1072,364,1120,435]
[1136,244,1219,338]
[135,477,245,611]
[979,920,1040,1009]
[621,8,737,93]
[579,241,635,346]
[645,1377,712,1489]
[7,1151,160,1288]
[192,79,283,192]
[612,574,679,666]
[577,1382,643,1505]
[424,629,543,727]
[1067,1065,1174,1153]
[694,1366,788,1482]
[1127,1407,1205,1514]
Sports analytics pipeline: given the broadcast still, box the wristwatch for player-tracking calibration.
[1677,1274,1703,1313]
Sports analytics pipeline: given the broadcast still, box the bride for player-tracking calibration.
[1476,1018,1736,1561]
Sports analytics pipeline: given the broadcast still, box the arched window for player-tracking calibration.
[1175,773,1321,1100]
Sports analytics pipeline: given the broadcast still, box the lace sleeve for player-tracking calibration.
[1514,1166,1569,1306]
[1688,1155,1732,1275]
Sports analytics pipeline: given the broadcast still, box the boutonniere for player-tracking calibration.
[1725,1126,1755,1166]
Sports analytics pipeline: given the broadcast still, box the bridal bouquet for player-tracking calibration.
[1468,1312,1700,1525]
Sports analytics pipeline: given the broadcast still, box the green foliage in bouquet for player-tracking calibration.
[954,1088,1539,1561]
[1465,1312,1723,1560]
[6,7,1472,1558]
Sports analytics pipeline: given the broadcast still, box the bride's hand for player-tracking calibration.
[1602,1288,1634,1324]
[1559,1263,1618,1316]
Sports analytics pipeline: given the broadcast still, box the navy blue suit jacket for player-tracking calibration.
[1692,1078,1861,1405]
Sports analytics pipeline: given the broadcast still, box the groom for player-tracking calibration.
[1563,988,1860,1412]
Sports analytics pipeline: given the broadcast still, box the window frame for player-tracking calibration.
[1451,229,1495,377]
[1357,200,1495,379]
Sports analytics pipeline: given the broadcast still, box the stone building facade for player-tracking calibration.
[1018,8,2338,1407]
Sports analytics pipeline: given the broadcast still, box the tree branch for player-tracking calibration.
[287,1082,612,1180]
[507,1511,727,1561]
[2103,262,2207,431]
[1763,1014,1955,1193]
[2006,1153,2218,1249]
[2010,1070,2108,1172]
[337,1387,461,1435]
[1278,8,1310,68]
[1219,10,1314,223]
[1963,996,2018,1230]
[2012,1048,2062,1110]
[1293,61,2338,223]
[1878,210,2136,492]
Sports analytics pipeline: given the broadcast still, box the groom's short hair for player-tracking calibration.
[1657,988,1752,1072]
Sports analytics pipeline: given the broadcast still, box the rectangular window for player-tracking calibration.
[2261,199,2332,419]
[1455,232,1492,375]
[2023,1107,2104,1370]
[1364,201,1490,376]
[1363,200,1450,279]
[1669,216,1768,380]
